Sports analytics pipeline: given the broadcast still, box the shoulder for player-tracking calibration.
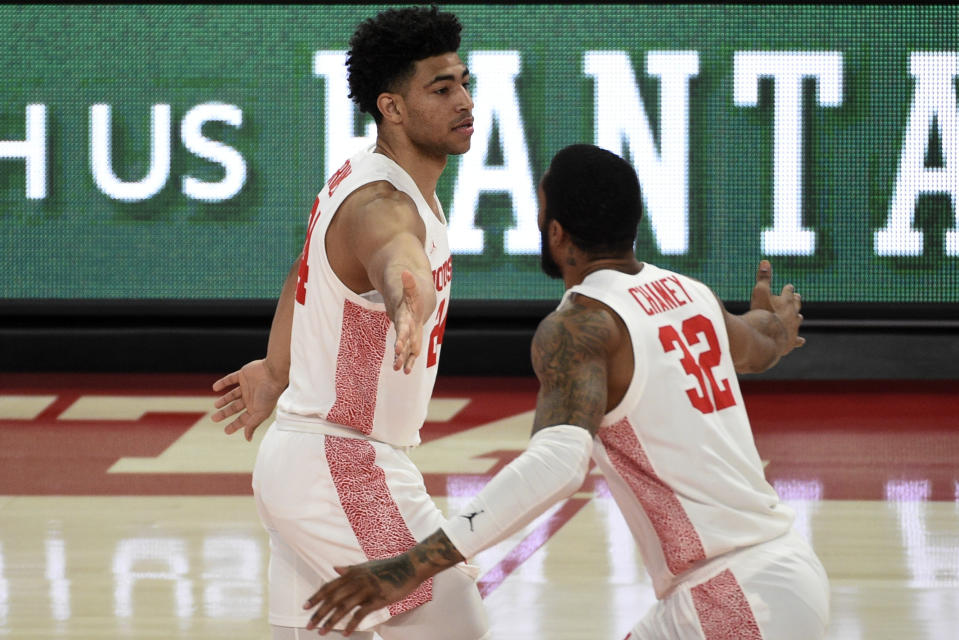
[338,181,423,232]
[532,294,623,368]
[345,180,414,213]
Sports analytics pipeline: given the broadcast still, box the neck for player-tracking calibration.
[374,135,447,203]
[564,255,643,289]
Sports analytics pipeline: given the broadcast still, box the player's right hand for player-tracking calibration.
[211,359,286,441]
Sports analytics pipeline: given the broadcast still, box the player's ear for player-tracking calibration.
[377,92,404,124]
[548,218,567,246]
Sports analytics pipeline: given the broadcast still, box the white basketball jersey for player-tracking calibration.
[276,146,453,448]
[566,264,794,598]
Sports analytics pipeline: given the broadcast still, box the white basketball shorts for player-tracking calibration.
[627,528,830,639]
[252,418,489,639]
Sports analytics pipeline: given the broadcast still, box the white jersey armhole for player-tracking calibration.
[565,280,647,428]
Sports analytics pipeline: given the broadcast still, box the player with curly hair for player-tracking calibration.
[211,6,487,640]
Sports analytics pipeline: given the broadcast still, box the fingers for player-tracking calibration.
[779,283,803,310]
[314,597,378,637]
[403,355,417,374]
[212,386,242,410]
[304,582,368,634]
[393,342,419,374]
[223,415,248,435]
[750,260,773,311]
[343,604,380,635]
[211,391,244,422]
[393,329,409,372]
[775,283,806,351]
[211,371,239,392]
[394,329,420,374]
[392,303,424,374]
[211,402,243,425]
[755,259,772,284]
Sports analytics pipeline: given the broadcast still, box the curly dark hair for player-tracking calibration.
[347,5,463,124]
[542,144,644,256]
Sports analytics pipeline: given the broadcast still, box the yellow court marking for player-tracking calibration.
[49,396,475,474]
[0,395,58,420]
[426,397,471,422]
[54,396,263,474]
[411,409,535,474]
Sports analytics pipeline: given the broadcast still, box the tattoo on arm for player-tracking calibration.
[410,530,465,570]
[531,300,611,432]
[370,556,416,588]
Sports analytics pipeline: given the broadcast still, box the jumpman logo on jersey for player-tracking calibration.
[461,510,485,532]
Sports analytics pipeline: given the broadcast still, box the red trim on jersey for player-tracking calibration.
[324,435,433,616]
[326,300,391,434]
[327,159,352,197]
[598,417,706,575]
[691,569,763,639]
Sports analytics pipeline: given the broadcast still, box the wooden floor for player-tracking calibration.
[1,374,958,639]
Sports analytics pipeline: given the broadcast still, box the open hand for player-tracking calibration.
[211,359,286,441]
[392,270,428,374]
[750,260,805,355]
[303,557,421,636]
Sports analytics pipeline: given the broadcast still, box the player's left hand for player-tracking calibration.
[750,260,805,353]
[303,558,421,636]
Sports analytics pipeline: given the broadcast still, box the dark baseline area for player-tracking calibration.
[0,300,957,379]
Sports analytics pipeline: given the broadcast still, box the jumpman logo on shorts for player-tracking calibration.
[461,510,485,532]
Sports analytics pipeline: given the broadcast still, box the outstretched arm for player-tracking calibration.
[723,260,805,374]
[341,188,437,374]
[210,258,296,440]
[301,298,617,635]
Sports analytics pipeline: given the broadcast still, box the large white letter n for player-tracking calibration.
[585,50,698,255]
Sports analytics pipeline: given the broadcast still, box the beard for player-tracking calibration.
[539,222,563,279]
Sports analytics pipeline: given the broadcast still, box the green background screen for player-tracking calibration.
[1,5,957,304]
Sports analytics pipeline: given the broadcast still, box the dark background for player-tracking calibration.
[2,300,956,380]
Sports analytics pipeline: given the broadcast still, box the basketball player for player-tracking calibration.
[210,7,489,640]
[301,145,831,639]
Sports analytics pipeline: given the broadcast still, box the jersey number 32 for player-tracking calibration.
[658,314,737,415]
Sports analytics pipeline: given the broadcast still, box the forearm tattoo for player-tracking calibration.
[370,556,416,588]
[410,530,464,570]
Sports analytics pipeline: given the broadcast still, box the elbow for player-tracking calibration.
[558,432,593,496]
[556,454,590,498]
[527,424,594,499]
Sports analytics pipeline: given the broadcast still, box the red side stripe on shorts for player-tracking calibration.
[691,569,763,639]
[325,435,433,616]
[327,300,390,434]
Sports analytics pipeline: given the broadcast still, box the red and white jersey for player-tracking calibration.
[276,146,453,448]
[567,264,794,599]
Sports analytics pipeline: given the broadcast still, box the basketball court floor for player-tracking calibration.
[1,373,957,639]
